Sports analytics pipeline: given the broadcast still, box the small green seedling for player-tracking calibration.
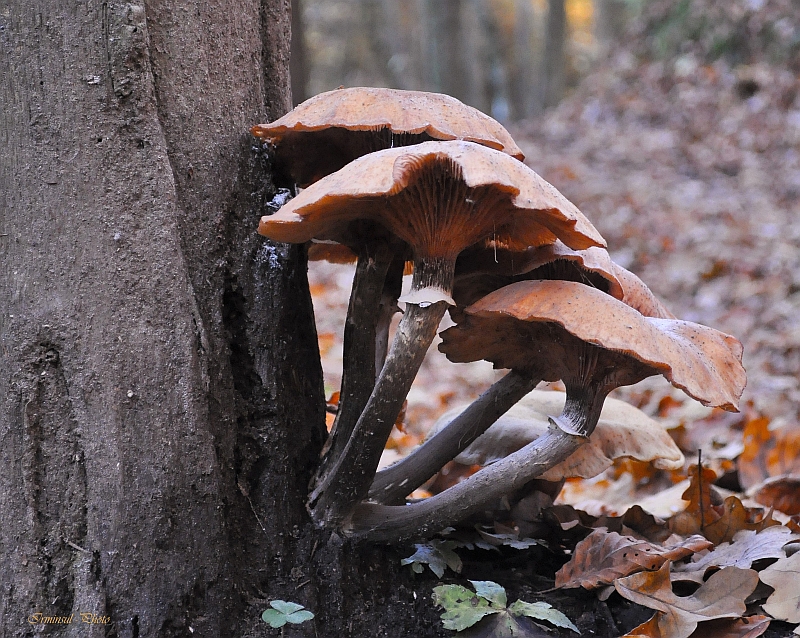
[401,540,463,578]
[261,600,314,632]
[433,581,579,636]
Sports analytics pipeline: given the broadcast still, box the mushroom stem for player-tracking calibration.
[368,370,540,504]
[347,426,585,542]
[309,256,456,526]
[373,257,405,379]
[318,243,394,476]
[549,346,612,438]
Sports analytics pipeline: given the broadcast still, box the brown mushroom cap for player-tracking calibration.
[453,241,675,319]
[259,141,606,260]
[432,390,684,479]
[439,280,745,411]
[252,87,525,186]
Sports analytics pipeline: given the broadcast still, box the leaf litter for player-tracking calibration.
[305,1,800,633]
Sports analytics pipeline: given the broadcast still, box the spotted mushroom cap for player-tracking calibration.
[252,87,524,187]
[439,280,746,411]
[259,141,606,259]
[431,390,684,479]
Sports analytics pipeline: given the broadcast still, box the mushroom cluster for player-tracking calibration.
[253,87,746,542]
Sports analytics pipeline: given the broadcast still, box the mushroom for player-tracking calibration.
[452,240,675,320]
[255,88,526,485]
[348,280,744,541]
[260,141,606,525]
[441,280,744,437]
[436,389,684,479]
[251,86,525,188]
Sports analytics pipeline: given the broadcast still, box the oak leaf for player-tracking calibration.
[758,551,800,623]
[615,562,759,638]
[673,526,798,582]
[670,466,777,543]
[555,528,711,589]
[625,614,770,638]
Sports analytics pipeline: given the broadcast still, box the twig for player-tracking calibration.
[65,539,90,553]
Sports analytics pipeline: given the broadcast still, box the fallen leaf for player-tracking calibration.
[615,562,759,638]
[692,616,771,638]
[739,418,800,490]
[400,540,462,578]
[556,528,711,589]
[669,464,721,538]
[669,465,775,543]
[750,475,800,516]
[673,526,798,580]
[758,551,800,623]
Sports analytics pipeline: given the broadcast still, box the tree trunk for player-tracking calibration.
[539,0,567,110]
[291,0,310,104]
[0,1,441,636]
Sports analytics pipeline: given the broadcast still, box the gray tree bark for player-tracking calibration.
[539,0,567,110]
[0,1,440,636]
[291,0,309,104]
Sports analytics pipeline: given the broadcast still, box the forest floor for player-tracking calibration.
[306,34,800,638]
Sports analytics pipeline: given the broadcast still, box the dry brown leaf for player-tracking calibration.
[669,465,721,538]
[437,390,684,478]
[673,526,798,581]
[625,614,770,638]
[669,465,775,544]
[615,562,759,638]
[739,417,800,490]
[751,475,800,516]
[555,528,711,589]
[689,616,770,638]
[758,551,800,623]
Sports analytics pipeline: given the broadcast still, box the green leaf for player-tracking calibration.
[508,600,579,633]
[476,530,543,550]
[285,609,315,624]
[469,580,507,608]
[270,600,305,615]
[261,608,288,628]
[401,540,462,578]
[261,600,314,628]
[433,584,501,631]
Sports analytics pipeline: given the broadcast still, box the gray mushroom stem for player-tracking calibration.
[309,255,456,526]
[317,243,394,478]
[347,426,586,542]
[368,370,540,504]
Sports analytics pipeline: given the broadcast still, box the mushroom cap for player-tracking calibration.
[259,141,606,258]
[439,280,746,411]
[307,241,358,264]
[252,87,524,186]
[453,241,675,319]
[431,390,684,479]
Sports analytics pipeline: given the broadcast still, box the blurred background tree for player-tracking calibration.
[290,0,799,117]
[290,0,599,117]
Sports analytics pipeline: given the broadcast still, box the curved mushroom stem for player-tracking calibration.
[317,242,394,476]
[346,426,585,542]
[368,370,540,504]
[549,345,614,439]
[309,256,456,526]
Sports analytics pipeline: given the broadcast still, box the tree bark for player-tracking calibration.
[290,0,309,104]
[0,1,441,636]
[539,0,567,110]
